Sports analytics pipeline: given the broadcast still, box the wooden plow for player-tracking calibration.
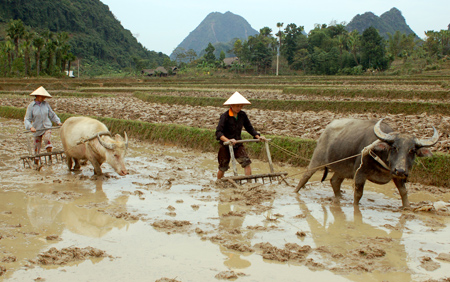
[20,126,65,169]
[221,139,288,186]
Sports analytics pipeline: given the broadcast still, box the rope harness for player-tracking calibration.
[269,140,391,182]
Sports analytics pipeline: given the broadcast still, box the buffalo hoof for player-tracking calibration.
[332,197,341,204]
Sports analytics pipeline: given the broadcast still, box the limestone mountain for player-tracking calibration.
[170,11,259,60]
[346,7,418,38]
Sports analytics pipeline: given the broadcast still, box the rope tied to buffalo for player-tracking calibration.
[268,139,388,182]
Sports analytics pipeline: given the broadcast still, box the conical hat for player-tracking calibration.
[223,92,251,105]
[30,86,52,98]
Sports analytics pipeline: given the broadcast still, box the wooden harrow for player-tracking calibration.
[20,126,65,169]
[220,139,288,186]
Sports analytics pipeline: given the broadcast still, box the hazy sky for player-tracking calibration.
[100,0,449,55]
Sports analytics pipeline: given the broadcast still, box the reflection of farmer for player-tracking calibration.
[215,92,265,179]
[24,86,62,164]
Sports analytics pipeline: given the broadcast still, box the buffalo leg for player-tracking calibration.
[73,158,81,171]
[66,157,73,171]
[330,174,344,198]
[353,172,367,205]
[393,178,410,208]
[89,157,103,175]
[85,143,103,175]
[295,168,319,192]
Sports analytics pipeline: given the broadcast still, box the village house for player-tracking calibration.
[141,66,178,77]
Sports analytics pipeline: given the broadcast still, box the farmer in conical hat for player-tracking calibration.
[215,91,266,179]
[24,86,63,164]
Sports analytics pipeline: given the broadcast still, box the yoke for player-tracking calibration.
[220,139,288,185]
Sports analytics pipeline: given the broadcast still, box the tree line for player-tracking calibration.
[174,22,450,75]
[0,19,76,77]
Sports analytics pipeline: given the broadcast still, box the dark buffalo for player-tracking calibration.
[295,118,439,207]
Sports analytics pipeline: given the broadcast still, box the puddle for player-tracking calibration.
[1,118,450,281]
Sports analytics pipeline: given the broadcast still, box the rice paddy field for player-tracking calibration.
[1,73,450,281]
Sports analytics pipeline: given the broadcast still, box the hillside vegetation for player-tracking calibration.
[346,7,417,38]
[0,0,167,76]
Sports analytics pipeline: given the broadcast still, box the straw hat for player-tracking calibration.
[223,92,251,105]
[30,86,52,98]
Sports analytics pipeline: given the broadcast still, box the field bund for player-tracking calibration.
[1,105,448,188]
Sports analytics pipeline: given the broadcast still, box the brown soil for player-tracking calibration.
[1,93,449,153]
[28,247,112,266]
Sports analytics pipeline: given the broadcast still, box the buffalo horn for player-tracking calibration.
[124,132,128,149]
[374,119,395,143]
[97,133,116,150]
[414,126,439,147]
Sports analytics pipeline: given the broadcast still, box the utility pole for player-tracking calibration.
[276,22,283,76]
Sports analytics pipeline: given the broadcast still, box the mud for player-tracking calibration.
[1,118,450,282]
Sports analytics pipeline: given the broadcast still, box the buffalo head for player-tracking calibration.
[373,119,439,178]
[97,132,129,176]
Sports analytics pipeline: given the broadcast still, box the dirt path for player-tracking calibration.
[1,118,450,281]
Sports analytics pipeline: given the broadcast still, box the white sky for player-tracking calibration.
[100,0,449,55]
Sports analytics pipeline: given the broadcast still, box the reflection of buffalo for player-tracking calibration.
[295,119,439,208]
[27,197,64,230]
[297,197,410,280]
[26,181,129,238]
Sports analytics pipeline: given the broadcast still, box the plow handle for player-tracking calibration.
[223,138,271,146]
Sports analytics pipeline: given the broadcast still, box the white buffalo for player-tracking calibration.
[60,117,129,176]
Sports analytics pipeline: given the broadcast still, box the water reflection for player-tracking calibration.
[296,196,411,281]
[0,177,135,279]
[216,185,278,270]
[27,179,130,237]
[218,201,252,269]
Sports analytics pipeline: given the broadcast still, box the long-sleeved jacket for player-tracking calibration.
[215,109,259,146]
[24,101,61,137]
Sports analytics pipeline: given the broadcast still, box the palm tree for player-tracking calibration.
[22,31,35,76]
[276,22,284,75]
[59,43,71,72]
[1,40,15,75]
[348,30,360,65]
[6,19,26,61]
[55,32,70,72]
[42,30,56,74]
[66,52,76,74]
[33,35,45,76]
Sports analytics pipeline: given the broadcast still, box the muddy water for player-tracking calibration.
[1,118,450,282]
